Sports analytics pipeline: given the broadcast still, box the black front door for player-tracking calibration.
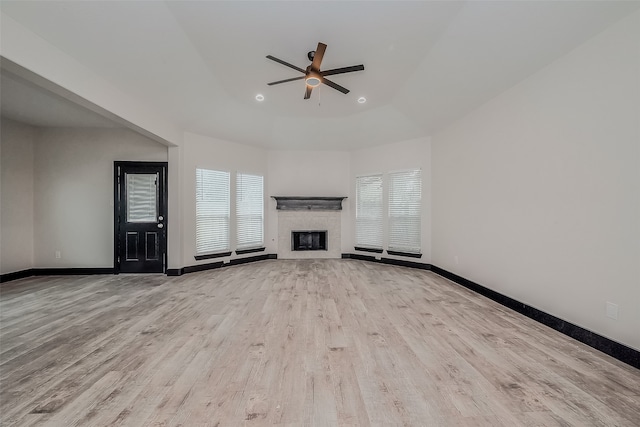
[114,161,167,273]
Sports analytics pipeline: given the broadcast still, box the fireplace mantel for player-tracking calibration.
[272,196,347,211]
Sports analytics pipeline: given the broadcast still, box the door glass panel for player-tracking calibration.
[127,173,158,223]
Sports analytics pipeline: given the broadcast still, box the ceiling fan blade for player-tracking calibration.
[266,55,306,74]
[311,42,327,71]
[321,77,349,94]
[267,76,306,86]
[304,85,313,99]
[321,64,365,77]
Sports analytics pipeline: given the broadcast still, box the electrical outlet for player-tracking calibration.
[606,302,619,320]
[454,255,459,266]
[55,250,61,259]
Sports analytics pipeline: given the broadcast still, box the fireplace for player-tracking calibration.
[273,196,347,259]
[292,231,327,251]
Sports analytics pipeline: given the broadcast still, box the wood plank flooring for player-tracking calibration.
[1,259,638,426]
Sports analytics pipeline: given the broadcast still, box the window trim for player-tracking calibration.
[194,251,232,261]
[235,247,265,255]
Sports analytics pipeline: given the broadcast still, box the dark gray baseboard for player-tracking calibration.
[166,268,183,276]
[429,265,639,370]
[1,267,115,283]
[380,257,430,270]
[167,254,277,276]
[341,254,639,370]
[183,261,225,274]
[342,253,429,270]
[1,269,35,283]
[342,253,376,261]
[229,253,275,266]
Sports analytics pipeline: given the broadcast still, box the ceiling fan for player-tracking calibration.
[266,42,364,99]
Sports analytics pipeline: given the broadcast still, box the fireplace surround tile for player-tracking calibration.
[278,211,341,259]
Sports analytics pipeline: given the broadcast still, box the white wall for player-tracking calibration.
[34,128,167,268]
[432,11,640,350]
[350,137,432,262]
[0,119,36,274]
[167,145,184,270]
[182,132,268,265]
[267,150,351,253]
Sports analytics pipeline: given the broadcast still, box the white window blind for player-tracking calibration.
[126,173,158,223]
[196,168,230,254]
[388,169,422,253]
[236,173,264,249]
[355,174,383,249]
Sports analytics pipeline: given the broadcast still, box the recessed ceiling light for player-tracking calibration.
[357,97,366,104]
[255,94,264,101]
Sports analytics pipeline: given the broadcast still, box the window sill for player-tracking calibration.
[194,251,232,261]
[386,250,422,258]
[235,247,266,255]
[354,246,383,253]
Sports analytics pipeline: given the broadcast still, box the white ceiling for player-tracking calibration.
[1,1,638,150]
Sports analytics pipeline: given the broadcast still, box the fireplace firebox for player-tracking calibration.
[292,231,327,251]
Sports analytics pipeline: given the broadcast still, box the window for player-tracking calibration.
[388,169,422,254]
[236,172,264,249]
[355,174,383,250]
[195,168,230,255]
[126,173,158,223]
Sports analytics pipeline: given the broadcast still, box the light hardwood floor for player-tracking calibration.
[1,259,638,426]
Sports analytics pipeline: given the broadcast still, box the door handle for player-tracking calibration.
[157,223,164,229]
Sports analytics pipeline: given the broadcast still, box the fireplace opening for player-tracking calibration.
[292,231,327,251]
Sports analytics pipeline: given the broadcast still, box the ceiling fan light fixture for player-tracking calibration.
[305,75,321,87]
